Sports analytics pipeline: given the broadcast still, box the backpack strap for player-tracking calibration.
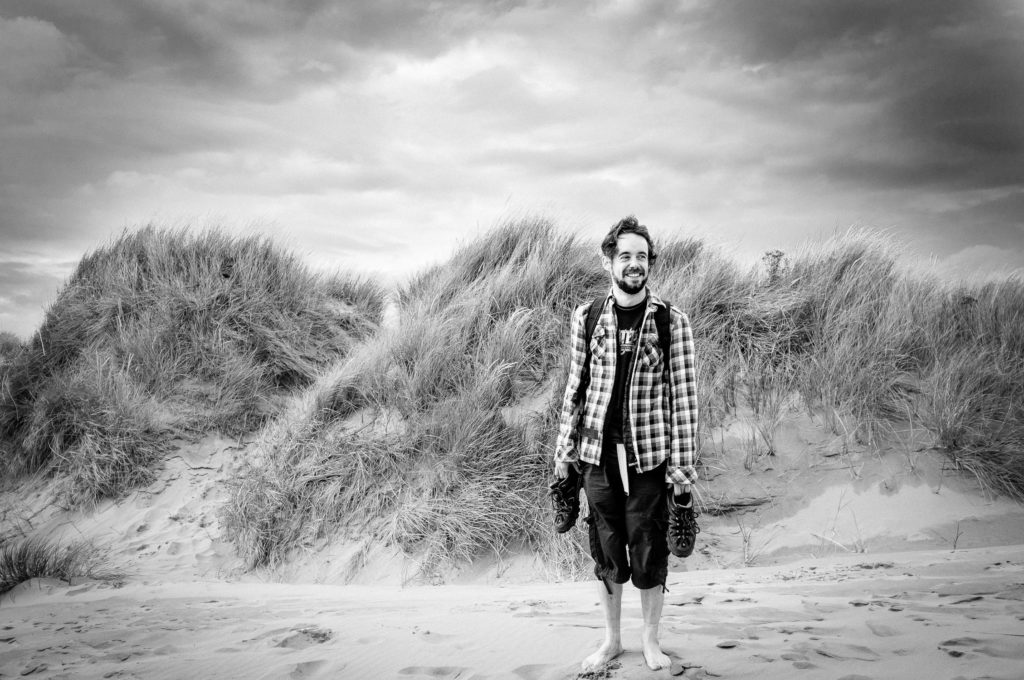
[577,296,672,402]
[654,300,671,374]
[573,296,673,445]
[576,297,605,401]
[584,296,604,348]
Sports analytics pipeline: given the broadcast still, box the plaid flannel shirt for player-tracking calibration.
[554,289,699,485]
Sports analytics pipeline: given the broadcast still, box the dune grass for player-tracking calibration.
[0,226,383,505]
[223,217,604,578]
[6,217,1020,579]
[0,332,21,364]
[0,535,120,596]
[223,219,1024,580]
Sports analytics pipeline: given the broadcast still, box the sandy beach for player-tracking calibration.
[2,430,1024,679]
[3,544,1024,679]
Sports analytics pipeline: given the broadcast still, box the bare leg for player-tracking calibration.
[581,581,624,670]
[640,586,671,670]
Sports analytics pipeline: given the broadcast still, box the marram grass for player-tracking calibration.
[0,536,120,595]
[0,225,384,505]
[4,218,1020,578]
[225,220,1024,580]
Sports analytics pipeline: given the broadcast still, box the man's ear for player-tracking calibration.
[601,256,612,273]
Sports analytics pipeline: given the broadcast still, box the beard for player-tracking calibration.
[613,266,647,295]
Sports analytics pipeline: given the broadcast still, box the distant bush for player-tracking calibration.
[0,226,383,505]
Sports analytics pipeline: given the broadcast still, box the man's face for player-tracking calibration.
[604,233,650,295]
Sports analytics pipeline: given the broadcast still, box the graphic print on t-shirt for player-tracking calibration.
[619,328,637,355]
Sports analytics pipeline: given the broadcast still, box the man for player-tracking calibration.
[554,216,699,672]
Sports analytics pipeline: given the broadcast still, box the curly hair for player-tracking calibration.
[600,215,657,264]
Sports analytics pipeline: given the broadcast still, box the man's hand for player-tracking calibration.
[554,460,570,479]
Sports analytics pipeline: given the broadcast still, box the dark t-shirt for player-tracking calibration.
[603,297,646,443]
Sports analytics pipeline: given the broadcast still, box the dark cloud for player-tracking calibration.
[2,0,1023,336]
[691,0,975,66]
[0,0,528,97]
[682,0,1024,192]
[0,0,245,87]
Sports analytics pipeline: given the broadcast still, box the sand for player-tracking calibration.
[3,546,1024,679]
[3,421,1024,679]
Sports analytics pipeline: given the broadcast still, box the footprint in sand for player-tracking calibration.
[398,666,469,678]
[411,627,455,644]
[939,636,1024,659]
[355,636,386,645]
[790,641,880,662]
[19,662,48,676]
[995,587,1024,601]
[510,663,555,680]
[289,660,329,678]
[275,626,334,650]
[865,620,900,637]
[938,637,979,658]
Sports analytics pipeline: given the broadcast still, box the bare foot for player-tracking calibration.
[581,640,623,671]
[642,638,670,670]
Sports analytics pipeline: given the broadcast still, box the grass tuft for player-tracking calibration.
[0,535,120,595]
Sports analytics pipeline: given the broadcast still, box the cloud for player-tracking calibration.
[680,0,1024,191]
[937,244,1024,281]
[0,256,73,339]
[0,15,74,95]
[2,0,1023,334]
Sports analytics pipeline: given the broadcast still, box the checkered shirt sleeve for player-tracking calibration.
[554,302,590,463]
[665,307,699,485]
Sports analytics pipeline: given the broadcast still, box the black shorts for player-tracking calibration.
[582,440,669,590]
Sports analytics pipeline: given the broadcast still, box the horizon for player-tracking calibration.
[2,0,1023,339]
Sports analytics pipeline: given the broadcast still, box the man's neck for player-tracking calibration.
[611,286,647,308]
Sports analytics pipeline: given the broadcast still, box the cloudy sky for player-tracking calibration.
[2,0,1023,338]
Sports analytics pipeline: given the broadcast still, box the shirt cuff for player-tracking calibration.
[554,445,579,464]
[666,464,697,486]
